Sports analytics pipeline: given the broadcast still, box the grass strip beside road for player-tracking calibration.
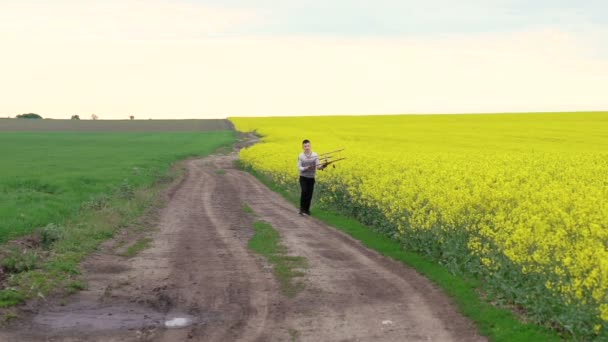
[248,220,308,298]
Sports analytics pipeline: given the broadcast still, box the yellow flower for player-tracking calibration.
[230,113,608,325]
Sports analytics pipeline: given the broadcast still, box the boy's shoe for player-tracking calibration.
[302,211,310,216]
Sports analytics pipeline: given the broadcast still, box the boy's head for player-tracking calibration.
[302,139,311,152]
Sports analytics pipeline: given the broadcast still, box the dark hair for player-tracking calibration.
[302,139,310,145]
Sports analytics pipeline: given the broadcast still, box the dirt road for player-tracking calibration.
[1,146,486,341]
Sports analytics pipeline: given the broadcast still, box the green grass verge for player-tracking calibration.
[248,220,307,298]
[242,203,254,214]
[289,328,300,341]
[65,280,87,295]
[0,290,25,308]
[121,237,153,258]
[239,163,562,342]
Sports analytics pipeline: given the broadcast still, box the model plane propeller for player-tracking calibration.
[318,148,346,169]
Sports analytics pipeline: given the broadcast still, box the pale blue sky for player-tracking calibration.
[0,1,607,119]
[189,0,608,38]
[3,1,607,39]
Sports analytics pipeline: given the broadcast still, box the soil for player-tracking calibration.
[0,136,486,342]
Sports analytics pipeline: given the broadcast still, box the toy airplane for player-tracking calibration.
[318,148,346,168]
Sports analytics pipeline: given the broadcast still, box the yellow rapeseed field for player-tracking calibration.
[230,113,608,337]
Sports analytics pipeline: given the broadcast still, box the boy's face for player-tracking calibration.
[303,142,311,152]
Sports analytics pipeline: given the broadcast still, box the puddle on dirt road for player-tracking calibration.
[33,302,197,331]
[164,316,193,328]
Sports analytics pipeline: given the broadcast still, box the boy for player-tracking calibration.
[297,139,325,215]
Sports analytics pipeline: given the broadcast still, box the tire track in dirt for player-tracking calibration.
[1,146,486,342]
[149,158,278,342]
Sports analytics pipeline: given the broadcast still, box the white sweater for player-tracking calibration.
[297,152,320,178]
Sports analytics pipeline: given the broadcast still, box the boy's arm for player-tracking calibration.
[297,156,310,171]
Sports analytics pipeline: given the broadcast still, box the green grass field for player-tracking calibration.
[0,121,235,307]
[0,130,235,243]
[0,118,233,132]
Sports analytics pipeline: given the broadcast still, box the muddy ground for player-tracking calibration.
[0,140,486,342]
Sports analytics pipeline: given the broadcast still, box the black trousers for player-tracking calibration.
[299,176,315,213]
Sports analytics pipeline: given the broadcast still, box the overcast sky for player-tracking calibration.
[1,0,607,119]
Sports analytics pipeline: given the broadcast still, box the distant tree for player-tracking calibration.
[16,113,42,119]
[71,115,80,120]
[91,114,99,120]
[129,115,134,120]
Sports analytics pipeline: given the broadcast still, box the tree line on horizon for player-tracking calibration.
[5,114,137,120]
